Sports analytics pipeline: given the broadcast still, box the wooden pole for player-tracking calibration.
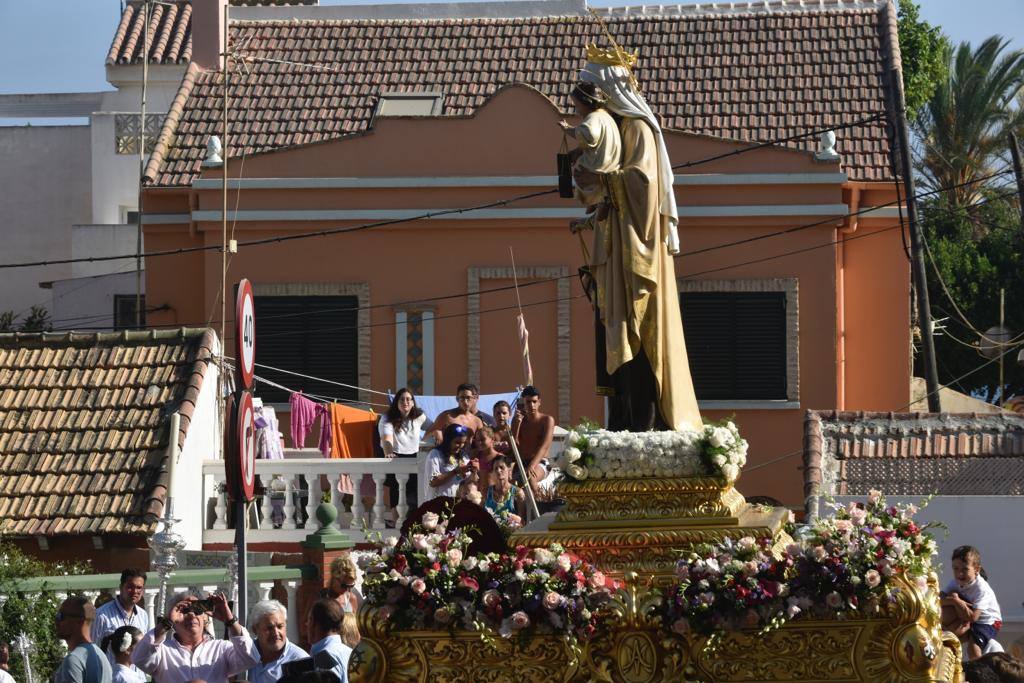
[887,69,941,412]
[1010,132,1024,236]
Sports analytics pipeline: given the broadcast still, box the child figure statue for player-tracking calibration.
[558,81,621,227]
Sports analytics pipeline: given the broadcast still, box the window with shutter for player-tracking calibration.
[254,295,359,403]
[680,291,788,400]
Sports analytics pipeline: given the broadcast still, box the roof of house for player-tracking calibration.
[0,328,217,537]
[144,0,897,186]
[107,1,193,66]
[803,411,1024,504]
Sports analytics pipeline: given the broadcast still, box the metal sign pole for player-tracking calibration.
[234,499,247,633]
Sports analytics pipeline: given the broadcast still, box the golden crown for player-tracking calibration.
[585,42,639,69]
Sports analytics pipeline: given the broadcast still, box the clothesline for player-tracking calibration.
[254,361,392,396]
[254,373,390,409]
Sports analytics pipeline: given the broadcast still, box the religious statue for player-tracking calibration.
[564,43,702,433]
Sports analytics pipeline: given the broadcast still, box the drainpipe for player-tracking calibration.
[836,184,861,410]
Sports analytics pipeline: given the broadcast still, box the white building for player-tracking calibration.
[0,1,190,326]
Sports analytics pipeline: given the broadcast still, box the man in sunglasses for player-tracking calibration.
[424,383,485,444]
[54,596,112,683]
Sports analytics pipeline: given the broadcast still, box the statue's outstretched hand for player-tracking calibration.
[558,120,572,132]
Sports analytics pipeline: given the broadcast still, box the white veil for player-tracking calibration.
[580,62,680,254]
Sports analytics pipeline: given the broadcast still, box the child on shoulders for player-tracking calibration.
[941,545,1002,660]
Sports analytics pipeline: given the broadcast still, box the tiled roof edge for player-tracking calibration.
[143,327,219,523]
[144,62,203,186]
[0,326,212,348]
[596,0,886,18]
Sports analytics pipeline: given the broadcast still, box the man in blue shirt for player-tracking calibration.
[91,569,149,664]
[307,600,352,683]
[249,600,308,683]
[55,597,112,683]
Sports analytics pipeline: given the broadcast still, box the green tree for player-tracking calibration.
[915,36,1024,210]
[921,191,1024,403]
[0,306,53,333]
[897,0,948,120]
[0,543,92,683]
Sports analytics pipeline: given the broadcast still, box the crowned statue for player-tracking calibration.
[561,42,702,433]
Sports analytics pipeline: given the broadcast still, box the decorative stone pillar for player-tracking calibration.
[297,502,354,650]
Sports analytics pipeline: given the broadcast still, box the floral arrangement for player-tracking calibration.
[361,511,611,641]
[663,492,939,640]
[555,420,748,483]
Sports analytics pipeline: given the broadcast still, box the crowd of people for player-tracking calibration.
[44,561,363,683]
[383,382,555,527]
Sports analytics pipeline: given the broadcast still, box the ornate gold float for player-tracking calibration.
[352,469,962,682]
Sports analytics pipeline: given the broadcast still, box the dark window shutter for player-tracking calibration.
[680,291,787,400]
[253,295,359,403]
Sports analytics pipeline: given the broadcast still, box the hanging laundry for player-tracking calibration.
[289,392,331,457]
[413,392,522,424]
[253,397,284,460]
[328,403,379,497]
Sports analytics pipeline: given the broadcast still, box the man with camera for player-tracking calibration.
[132,591,258,683]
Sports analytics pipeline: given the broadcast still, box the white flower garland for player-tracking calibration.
[555,421,748,483]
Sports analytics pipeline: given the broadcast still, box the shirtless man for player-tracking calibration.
[511,386,555,487]
[425,383,485,443]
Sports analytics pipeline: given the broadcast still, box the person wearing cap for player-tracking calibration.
[54,596,112,683]
[425,423,476,500]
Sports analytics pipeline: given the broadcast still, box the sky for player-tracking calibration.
[0,0,1022,100]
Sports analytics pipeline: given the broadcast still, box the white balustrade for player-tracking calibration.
[395,473,410,522]
[144,588,160,623]
[281,476,297,531]
[284,580,300,643]
[305,475,321,529]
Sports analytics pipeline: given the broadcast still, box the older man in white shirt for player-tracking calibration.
[132,591,257,683]
[248,600,307,683]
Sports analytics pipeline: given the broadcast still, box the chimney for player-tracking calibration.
[192,0,228,71]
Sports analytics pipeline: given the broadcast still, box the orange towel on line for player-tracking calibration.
[329,403,378,497]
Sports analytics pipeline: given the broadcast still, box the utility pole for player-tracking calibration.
[136,0,149,328]
[999,288,1006,406]
[1010,132,1024,236]
[887,69,941,412]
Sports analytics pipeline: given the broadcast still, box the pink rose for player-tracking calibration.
[482,589,501,608]
[672,618,690,635]
[812,546,828,562]
[849,507,867,525]
[433,607,451,624]
[588,571,607,589]
[421,512,439,530]
[556,554,572,572]
[825,592,843,609]
[676,564,690,582]
[446,548,463,565]
[835,519,852,535]
[510,611,530,630]
[506,514,523,529]
[459,575,479,591]
[864,569,881,588]
[867,489,881,505]
[543,591,562,610]
[411,578,426,594]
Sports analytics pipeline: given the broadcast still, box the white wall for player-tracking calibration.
[835,495,1024,630]
[70,223,140,278]
[177,342,221,550]
[0,125,91,314]
[49,269,141,330]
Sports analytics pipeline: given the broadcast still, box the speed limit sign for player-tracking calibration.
[235,279,255,389]
[227,390,257,502]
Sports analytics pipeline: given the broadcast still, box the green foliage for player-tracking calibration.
[896,0,949,120]
[920,192,1024,402]
[0,543,92,683]
[0,307,53,333]
[915,36,1024,208]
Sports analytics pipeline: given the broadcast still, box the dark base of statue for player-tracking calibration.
[595,312,668,432]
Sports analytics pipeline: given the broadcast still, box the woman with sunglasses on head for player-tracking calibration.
[379,388,427,515]
[425,423,477,501]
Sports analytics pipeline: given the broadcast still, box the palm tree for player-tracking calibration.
[915,36,1024,212]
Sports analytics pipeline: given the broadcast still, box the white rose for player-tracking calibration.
[566,463,588,480]
[564,447,582,463]
[709,426,732,449]
[711,454,727,468]
[722,464,740,481]
[421,512,440,531]
[462,556,479,571]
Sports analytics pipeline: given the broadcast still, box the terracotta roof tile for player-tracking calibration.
[146,4,894,186]
[0,328,216,537]
[107,1,193,66]
[803,411,1024,505]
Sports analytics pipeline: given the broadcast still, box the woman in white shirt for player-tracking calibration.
[379,388,427,518]
[426,423,476,500]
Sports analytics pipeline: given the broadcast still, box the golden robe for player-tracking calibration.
[590,117,702,431]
